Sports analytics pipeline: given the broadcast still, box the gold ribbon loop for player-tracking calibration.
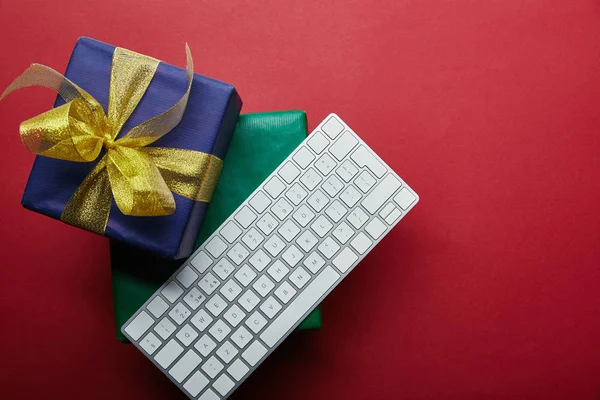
[1,45,223,234]
[106,146,176,217]
[19,98,105,162]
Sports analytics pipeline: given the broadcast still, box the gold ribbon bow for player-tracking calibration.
[1,45,223,234]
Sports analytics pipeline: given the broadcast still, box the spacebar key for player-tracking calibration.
[260,267,340,347]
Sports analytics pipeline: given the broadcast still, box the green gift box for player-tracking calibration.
[112,110,322,342]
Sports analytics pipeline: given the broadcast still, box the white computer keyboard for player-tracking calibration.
[122,113,419,400]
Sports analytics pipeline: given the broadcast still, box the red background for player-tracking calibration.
[1,1,599,399]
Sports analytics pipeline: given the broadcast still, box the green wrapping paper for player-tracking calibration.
[112,110,322,343]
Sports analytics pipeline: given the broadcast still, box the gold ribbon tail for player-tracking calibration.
[60,158,113,234]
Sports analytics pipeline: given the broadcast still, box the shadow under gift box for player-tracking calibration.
[20,37,242,260]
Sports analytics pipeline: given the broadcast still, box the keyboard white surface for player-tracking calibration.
[122,113,419,399]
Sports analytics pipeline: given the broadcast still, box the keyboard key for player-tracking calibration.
[249,190,271,213]
[303,251,325,274]
[161,281,184,303]
[333,221,355,244]
[232,326,252,349]
[351,145,386,178]
[246,311,268,333]
[168,302,191,325]
[274,281,296,304]
[183,371,209,397]
[394,187,417,210]
[199,388,220,400]
[147,296,169,318]
[176,266,198,289]
[213,374,235,396]
[220,279,242,302]
[190,251,212,273]
[332,247,359,273]
[154,317,176,339]
[311,215,333,237]
[256,212,278,235]
[209,319,231,342]
[220,221,242,244]
[307,131,329,154]
[201,356,224,378]
[176,324,198,346]
[362,174,402,214]
[140,332,161,355]
[354,170,376,193]
[194,334,217,357]
[216,340,238,363]
[336,159,359,182]
[264,234,286,257]
[278,161,301,183]
[296,230,319,252]
[242,341,267,366]
[199,273,220,295]
[213,258,235,280]
[260,296,282,318]
[322,175,344,197]
[340,185,362,208]
[169,349,201,383]
[285,182,308,205]
[223,304,246,327]
[252,275,275,297]
[205,236,227,258]
[125,311,154,341]
[234,206,257,229]
[289,266,310,289]
[248,249,271,272]
[318,237,340,259]
[299,167,322,190]
[242,227,264,250]
[234,264,257,286]
[351,232,373,254]
[227,243,250,265]
[264,176,286,198]
[278,220,301,241]
[315,153,336,175]
[307,189,329,212]
[228,359,249,381]
[348,207,369,229]
[282,244,303,267]
[379,203,395,219]
[206,294,228,317]
[321,116,344,139]
[385,207,402,224]
[271,197,293,220]
[325,199,347,222]
[267,260,289,282]
[292,204,315,227]
[190,310,213,332]
[292,146,315,168]
[239,289,260,312]
[261,266,340,347]
[365,217,387,240]
[330,131,358,160]
[155,339,184,369]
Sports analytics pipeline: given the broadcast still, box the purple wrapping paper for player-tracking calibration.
[20,37,242,259]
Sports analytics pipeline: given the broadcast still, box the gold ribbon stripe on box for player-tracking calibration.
[1,45,222,234]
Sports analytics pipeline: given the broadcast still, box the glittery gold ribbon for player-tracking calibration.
[1,45,223,234]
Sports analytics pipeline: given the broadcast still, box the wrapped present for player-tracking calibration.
[2,37,242,259]
[112,110,322,343]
